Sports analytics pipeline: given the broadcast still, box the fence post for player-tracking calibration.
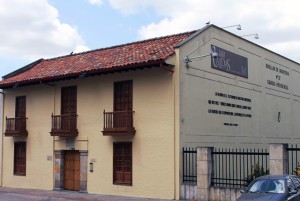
[269,143,288,175]
[197,147,213,201]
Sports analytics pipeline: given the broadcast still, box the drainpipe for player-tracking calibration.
[173,69,176,200]
[172,52,180,200]
[0,90,5,187]
[52,85,56,189]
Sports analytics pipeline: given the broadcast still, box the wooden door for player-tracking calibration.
[114,81,132,128]
[15,96,26,131]
[64,151,80,191]
[114,80,132,111]
[61,86,77,130]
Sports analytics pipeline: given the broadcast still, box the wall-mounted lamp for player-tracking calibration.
[241,33,259,39]
[184,47,218,68]
[222,24,242,30]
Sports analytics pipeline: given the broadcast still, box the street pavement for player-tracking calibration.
[0,187,178,201]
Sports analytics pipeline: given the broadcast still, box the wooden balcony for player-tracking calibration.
[4,117,28,137]
[102,110,135,136]
[50,113,78,137]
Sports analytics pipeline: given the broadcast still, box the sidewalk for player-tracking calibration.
[0,187,178,201]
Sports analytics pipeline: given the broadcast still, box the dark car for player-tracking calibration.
[237,175,300,201]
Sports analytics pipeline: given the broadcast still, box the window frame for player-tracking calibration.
[14,141,26,176]
[113,142,132,185]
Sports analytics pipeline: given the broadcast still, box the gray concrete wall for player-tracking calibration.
[178,26,300,150]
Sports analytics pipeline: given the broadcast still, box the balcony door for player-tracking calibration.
[15,96,26,131]
[61,86,77,130]
[114,81,133,128]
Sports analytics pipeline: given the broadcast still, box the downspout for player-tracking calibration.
[52,85,56,189]
[172,51,180,200]
[173,66,176,200]
[0,91,5,187]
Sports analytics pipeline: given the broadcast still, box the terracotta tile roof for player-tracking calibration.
[0,31,196,88]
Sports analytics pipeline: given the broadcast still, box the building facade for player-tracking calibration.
[0,91,2,187]
[0,25,299,200]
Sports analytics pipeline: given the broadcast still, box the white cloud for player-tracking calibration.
[108,0,300,63]
[86,0,103,6]
[74,45,90,53]
[0,0,88,60]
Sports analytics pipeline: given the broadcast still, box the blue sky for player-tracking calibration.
[0,0,299,77]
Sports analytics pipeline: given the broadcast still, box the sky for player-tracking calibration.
[0,0,299,77]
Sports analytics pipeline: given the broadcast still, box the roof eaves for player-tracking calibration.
[2,58,44,79]
[0,59,165,89]
[174,25,211,48]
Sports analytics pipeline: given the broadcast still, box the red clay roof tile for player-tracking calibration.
[0,31,196,88]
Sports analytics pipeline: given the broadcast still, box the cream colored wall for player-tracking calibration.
[3,85,54,189]
[83,68,175,199]
[178,26,300,149]
[2,67,176,199]
[0,91,3,186]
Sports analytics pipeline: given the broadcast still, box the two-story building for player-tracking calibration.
[0,25,299,200]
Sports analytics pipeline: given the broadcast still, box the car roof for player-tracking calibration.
[256,174,297,180]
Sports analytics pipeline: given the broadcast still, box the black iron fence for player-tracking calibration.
[182,147,270,187]
[212,148,269,188]
[182,145,300,189]
[287,144,300,175]
[182,147,197,184]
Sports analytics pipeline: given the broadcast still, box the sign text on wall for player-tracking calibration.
[265,64,289,90]
[211,45,248,78]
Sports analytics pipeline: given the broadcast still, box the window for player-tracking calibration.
[14,142,26,176]
[113,142,132,185]
[15,96,26,117]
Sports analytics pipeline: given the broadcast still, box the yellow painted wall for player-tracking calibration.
[3,85,54,189]
[0,91,3,186]
[2,67,177,199]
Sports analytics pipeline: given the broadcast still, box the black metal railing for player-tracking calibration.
[287,144,300,175]
[212,148,269,188]
[182,147,197,184]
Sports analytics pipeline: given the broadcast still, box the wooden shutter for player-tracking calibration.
[114,81,132,111]
[113,142,132,185]
[61,86,77,114]
[61,86,77,130]
[15,96,26,117]
[14,142,26,176]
